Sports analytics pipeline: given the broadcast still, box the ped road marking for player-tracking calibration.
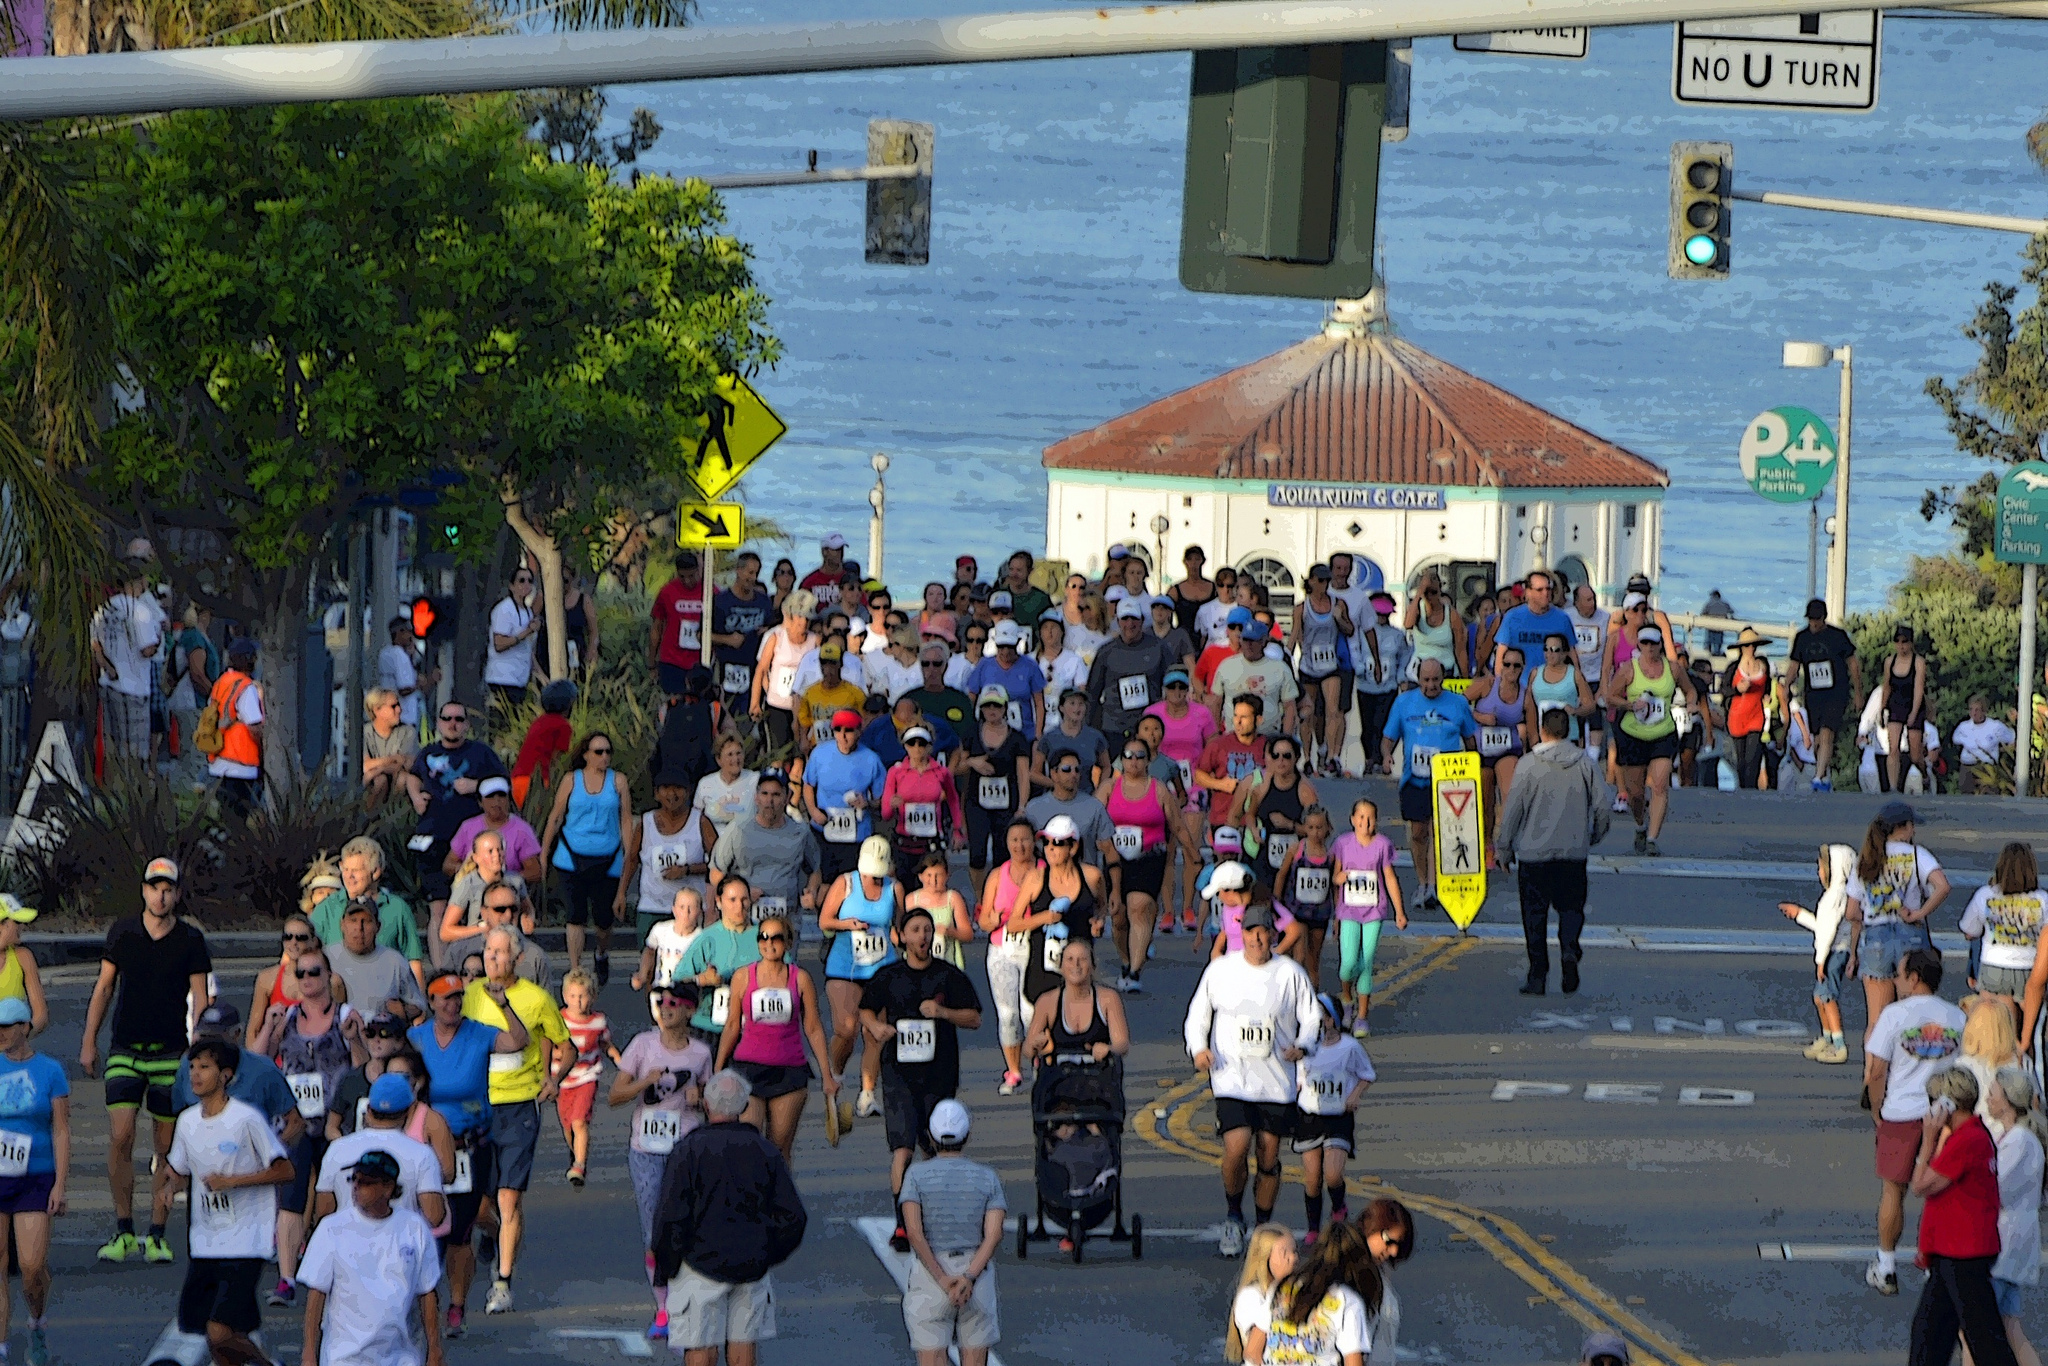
[855,1216,1009,1366]
[551,1329,655,1358]
[1493,1081,1755,1106]
[1758,1243,2048,1264]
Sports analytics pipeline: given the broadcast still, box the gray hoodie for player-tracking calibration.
[1492,739,1610,864]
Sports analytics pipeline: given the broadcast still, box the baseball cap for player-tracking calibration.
[1622,591,1649,611]
[903,726,934,746]
[1041,814,1081,842]
[1370,592,1397,615]
[989,621,1025,649]
[226,636,258,661]
[1150,594,1174,611]
[1805,597,1828,619]
[832,708,863,731]
[955,555,977,569]
[1212,826,1243,854]
[1226,605,1254,628]
[1163,668,1191,688]
[969,583,991,602]
[427,974,463,999]
[819,640,844,663]
[1105,585,1129,603]
[0,894,36,925]
[1580,1331,1631,1364]
[1877,800,1917,827]
[368,1073,415,1116]
[143,856,181,885]
[0,999,30,1028]
[920,615,957,644]
[1636,626,1664,646]
[928,1099,972,1145]
[988,590,1013,610]
[977,684,1011,709]
[1894,623,1914,642]
[1211,861,1254,893]
[859,835,894,878]
[347,1149,403,1184]
[1243,619,1272,641]
[862,579,887,594]
[342,894,379,919]
[478,776,511,799]
[1308,562,1332,581]
[821,533,848,550]
[1107,544,1130,560]
[194,1002,241,1038]
[1240,900,1277,930]
[1115,599,1145,621]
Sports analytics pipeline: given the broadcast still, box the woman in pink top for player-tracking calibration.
[975,818,1044,1094]
[881,726,964,887]
[1099,737,1183,995]
[1331,797,1405,1038]
[715,912,835,1164]
[1146,670,1220,933]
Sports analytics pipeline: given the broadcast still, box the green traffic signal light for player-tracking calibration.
[1684,234,1719,266]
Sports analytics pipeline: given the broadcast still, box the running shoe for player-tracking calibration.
[446,1306,466,1339]
[1612,792,1631,814]
[1351,1018,1370,1039]
[1059,1237,1076,1253]
[647,1313,669,1341]
[142,1235,174,1264]
[999,1072,1022,1096]
[825,1093,843,1146]
[1218,1216,1247,1259]
[595,953,611,987]
[856,1088,880,1118]
[568,1162,586,1187]
[1643,840,1661,857]
[1802,1036,1829,1060]
[1303,1229,1320,1247]
[1632,828,1648,854]
[1817,1041,1850,1064]
[1865,1259,1898,1296]
[1112,973,1134,992]
[1157,918,1175,936]
[1562,961,1580,995]
[95,1231,140,1263]
[485,1279,514,1314]
[1147,941,1156,960]
[267,1278,295,1307]
[1182,909,1201,931]
[27,1326,47,1366]
[1816,778,1833,792]
[1123,977,1146,997]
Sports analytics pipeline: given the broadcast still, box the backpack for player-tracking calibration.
[194,675,249,759]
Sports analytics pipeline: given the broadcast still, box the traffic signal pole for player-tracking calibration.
[1731,187,2047,237]
[0,0,2007,121]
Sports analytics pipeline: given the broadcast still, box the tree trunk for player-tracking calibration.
[502,488,567,681]
[257,577,306,792]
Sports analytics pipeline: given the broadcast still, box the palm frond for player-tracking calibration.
[198,0,484,45]
[495,0,689,33]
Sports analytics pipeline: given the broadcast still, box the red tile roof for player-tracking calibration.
[1043,332,1668,491]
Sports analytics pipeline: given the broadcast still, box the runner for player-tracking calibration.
[297,1147,446,1366]
[540,731,632,982]
[1197,697,1271,842]
[751,590,819,754]
[244,918,326,1051]
[325,1012,409,1139]
[649,550,707,703]
[1779,845,1858,1066]
[1848,802,1949,1044]
[965,622,1047,745]
[327,899,425,1026]
[692,737,760,843]
[953,688,1030,900]
[1289,565,1355,778]
[1034,689,1111,792]
[1146,670,1220,931]
[1169,546,1218,639]
[859,908,984,1252]
[1352,594,1408,778]
[819,841,903,1126]
[1015,815,1109,1009]
[463,928,573,1315]
[1598,627,1705,856]
[905,853,973,970]
[0,996,66,1366]
[708,770,822,952]
[404,704,505,938]
[80,855,212,1266]
[309,839,427,988]
[165,1039,294,1366]
[802,708,890,894]
[1564,586,1607,762]
[1097,736,1182,994]
[1401,569,1467,679]
[1865,947,1965,1297]
[710,551,772,716]
[621,771,712,959]
[1227,736,1320,897]
[1207,862,1303,962]
[1273,805,1338,984]
[1332,799,1402,1038]
[1022,937,1130,1072]
[673,875,762,1046]
[439,829,536,971]
[1482,569,1569,677]
[1031,620,1090,739]
[975,820,1043,1096]
[883,727,964,888]
[308,1074,447,1235]
[801,533,849,610]
[1292,994,1375,1240]
[1524,632,1596,749]
[408,972,528,1338]
[556,970,618,1187]
[1085,599,1172,747]
[1467,647,1527,858]
[0,897,44,1037]
[715,913,837,1164]
[633,888,705,1022]
[611,983,710,1341]
[1263,1221,1382,1366]
[1184,902,1321,1257]
[796,641,867,760]
[1782,597,1861,791]
[1213,618,1299,740]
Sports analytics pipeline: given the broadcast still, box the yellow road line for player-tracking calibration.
[1137,936,1710,1366]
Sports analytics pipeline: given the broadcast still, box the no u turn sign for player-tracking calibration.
[1674,12,1881,113]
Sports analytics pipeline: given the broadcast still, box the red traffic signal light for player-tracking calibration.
[409,596,440,641]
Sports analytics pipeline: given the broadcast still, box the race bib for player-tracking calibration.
[811,716,833,742]
[1236,1016,1276,1060]
[1408,745,1439,779]
[824,808,859,843]
[1176,758,1193,788]
[904,802,939,839]
[200,1188,234,1220]
[978,776,1011,811]
[751,986,793,1026]
[355,1097,371,1131]
[852,930,891,967]
[0,1129,29,1178]
[407,833,435,853]
[1573,624,1600,654]
[288,1072,326,1120]
[1308,643,1337,673]
[1639,695,1667,727]
[449,1150,473,1194]
[675,616,701,651]
[1041,931,1068,975]
[637,1108,681,1155]
[1117,675,1150,711]
[1807,659,1834,691]
[1344,869,1380,907]
[1295,866,1330,904]
[1267,832,1298,870]
[1309,1075,1347,1114]
[721,663,752,694]
[1479,726,1515,757]
[753,896,787,925]
[489,1050,523,1073]
[1113,824,1145,858]
[773,665,798,697]
[896,1019,937,1064]
[709,986,731,1027]
[1007,701,1023,731]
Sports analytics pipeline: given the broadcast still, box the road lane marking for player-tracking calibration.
[854,1216,1009,1366]
[1580,1036,1802,1054]
[551,1329,655,1358]
[1493,1081,1572,1101]
[1584,1083,1661,1104]
[1678,1088,1754,1106]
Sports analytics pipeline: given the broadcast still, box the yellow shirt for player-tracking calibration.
[463,978,569,1105]
[798,680,867,745]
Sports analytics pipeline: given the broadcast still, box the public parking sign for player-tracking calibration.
[1996,462,2048,565]
[1674,11,1880,113]
[1739,406,1837,504]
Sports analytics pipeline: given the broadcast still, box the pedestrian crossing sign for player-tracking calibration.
[1430,750,1486,930]
[685,373,787,502]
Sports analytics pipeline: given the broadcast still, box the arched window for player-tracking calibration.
[1238,556,1298,615]
[1553,555,1592,604]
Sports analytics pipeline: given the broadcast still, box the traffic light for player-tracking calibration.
[1669,140,1732,279]
[1179,43,1388,299]
[408,595,458,644]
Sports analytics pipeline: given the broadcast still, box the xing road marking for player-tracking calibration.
[1136,940,1710,1366]
[551,1329,656,1358]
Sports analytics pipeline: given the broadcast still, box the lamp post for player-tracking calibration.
[868,451,890,584]
[1150,514,1170,594]
[1783,340,1853,621]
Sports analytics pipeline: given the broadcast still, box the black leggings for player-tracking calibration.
[1731,731,1766,790]
[963,801,1017,871]
[1909,1254,2017,1366]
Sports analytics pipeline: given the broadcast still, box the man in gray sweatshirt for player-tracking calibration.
[1493,708,1611,997]
[1083,599,1172,744]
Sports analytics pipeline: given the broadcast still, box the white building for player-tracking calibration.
[1042,312,1668,615]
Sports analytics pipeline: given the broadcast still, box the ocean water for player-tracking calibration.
[616,4,2048,621]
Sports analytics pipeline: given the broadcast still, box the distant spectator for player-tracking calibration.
[92,548,164,763]
[167,602,218,788]
[511,679,576,809]
[362,689,419,810]
[1952,695,2016,795]
[485,562,543,724]
[207,637,265,819]
[378,613,438,730]
[1699,590,1734,655]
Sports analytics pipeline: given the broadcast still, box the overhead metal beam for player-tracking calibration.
[0,0,2001,121]
[1732,186,2048,235]
[699,163,917,189]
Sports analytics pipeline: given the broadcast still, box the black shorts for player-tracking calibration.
[658,662,694,699]
[1118,851,1168,901]
[1336,672,1355,716]
[281,1131,327,1216]
[733,1060,812,1102]
[1808,693,1849,737]
[104,1042,181,1120]
[440,1130,495,1249]
[490,1097,542,1193]
[1614,730,1681,768]
[882,1072,947,1157]
[414,843,454,904]
[963,801,1016,872]
[1398,781,1432,824]
[178,1257,264,1335]
[1214,1096,1295,1139]
[819,837,862,886]
[1290,1110,1356,1155]
[1288,898,1333,929]
[559,867,619,931]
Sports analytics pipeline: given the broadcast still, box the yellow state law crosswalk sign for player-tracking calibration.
[686,374,788,502]
[1430,749,1486,930]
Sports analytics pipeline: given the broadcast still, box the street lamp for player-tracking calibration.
[1150,514,1170,592]
[868,452,891,584]
[1783,340,1853,621]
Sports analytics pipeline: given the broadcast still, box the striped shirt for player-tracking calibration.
[898,1156,1007,1254]
[562,1011,612,1089]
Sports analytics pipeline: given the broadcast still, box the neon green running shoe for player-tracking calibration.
[96,1231,141,1262]
[143,1234,175,1264]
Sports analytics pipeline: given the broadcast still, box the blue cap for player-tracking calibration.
[367,1073,414,1116]
[1164,668,1191,687]
[1226,605,1255,628]
[1243,619,1272,642]
[0,998,29,1027]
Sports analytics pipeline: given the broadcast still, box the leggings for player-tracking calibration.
[1338,919,1385,994]
[984,946,1031,1047]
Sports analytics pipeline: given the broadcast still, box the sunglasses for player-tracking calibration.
[757,932,789,944]
[295,967,325,979]
[514,574,533,583]
[1123,751,1148,761]
[905,738,932,747]
[366,1025,403,1040]
[589,746,612,756]
[282,931,314,942]
[1544,644,1566,652]
[439,714,468,723]
[1046,837,1078,847]
[833,725,860,734]
[430,992,463,1003]
[483,902,518,915]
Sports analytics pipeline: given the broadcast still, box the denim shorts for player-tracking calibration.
[1814,948,1852,1004]
[1859,920,1930,981]
[1996,1276,2026,1318]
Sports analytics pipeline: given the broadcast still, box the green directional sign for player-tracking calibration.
[1996,461,2048,565]
[1738,406,1837,504]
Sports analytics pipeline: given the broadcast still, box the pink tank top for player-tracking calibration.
[403,1105,453,1238]
[989,859,1044,945]
[1106,777,1168,853]
[735,963,807,1068]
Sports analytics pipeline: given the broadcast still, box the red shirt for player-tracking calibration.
[513,712,574,787]
[1195,733,1267,828]
[799,567,842,611]
[652,578,706,669]
[1195,643,1234,694]
[1922,1114,2002,1259]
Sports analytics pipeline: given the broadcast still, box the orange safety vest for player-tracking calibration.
[209,670,261,768]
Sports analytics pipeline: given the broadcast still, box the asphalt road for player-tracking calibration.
[19,782,2046,1365]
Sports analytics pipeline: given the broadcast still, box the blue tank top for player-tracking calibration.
[1528,663,1582,740]
[553,768,625,876]
[825,874,900,981]
[408,1017,497,1135]
[1297,600,1343,678]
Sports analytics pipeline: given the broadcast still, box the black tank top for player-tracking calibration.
[1171,581,1214,636]
[1047,984,1112,1059]
[1024,870,1098,1002]
[1256,774,1306,833]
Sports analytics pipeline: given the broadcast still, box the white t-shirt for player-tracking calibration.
[1035,651,1090,731]
[1233,1284,1276,1345]
[1296,1034,1377,1115]
[94,592,161,697]
[314,1128,445,1223]
[1845,841,1942,926]
[167,1097,291,1259]
[871,653,922,704]
[1953,717,2017,766]
[377,645,422,727]
[792,648,865,698]
[296,1202,442,1366]
[1195,598,1235,649]
[1960,885,2048,971]
[1267,1285,1373,1366]
[484,597,536,687]
[1996,1125,2045,1288]
[643,921,701,989]
[206,678,266,780]
[637,813,709,916]
[1183,952,1322,1105]
[944,653,974,692]
[1869,993,1966,1123]
[692,770,760,837]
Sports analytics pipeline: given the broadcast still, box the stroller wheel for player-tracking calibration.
[1069,1214,1084,1264]
[1131,1214,1143,1260]
[1016,1218,1028,1260]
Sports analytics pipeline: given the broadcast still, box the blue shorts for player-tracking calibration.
[1859,920,1931,981]
[658,662,693,698]
[1996,1276,2026,1318]
[1814,948,1851,1004]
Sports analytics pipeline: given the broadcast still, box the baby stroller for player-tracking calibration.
[1017,1053,1141,1263]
